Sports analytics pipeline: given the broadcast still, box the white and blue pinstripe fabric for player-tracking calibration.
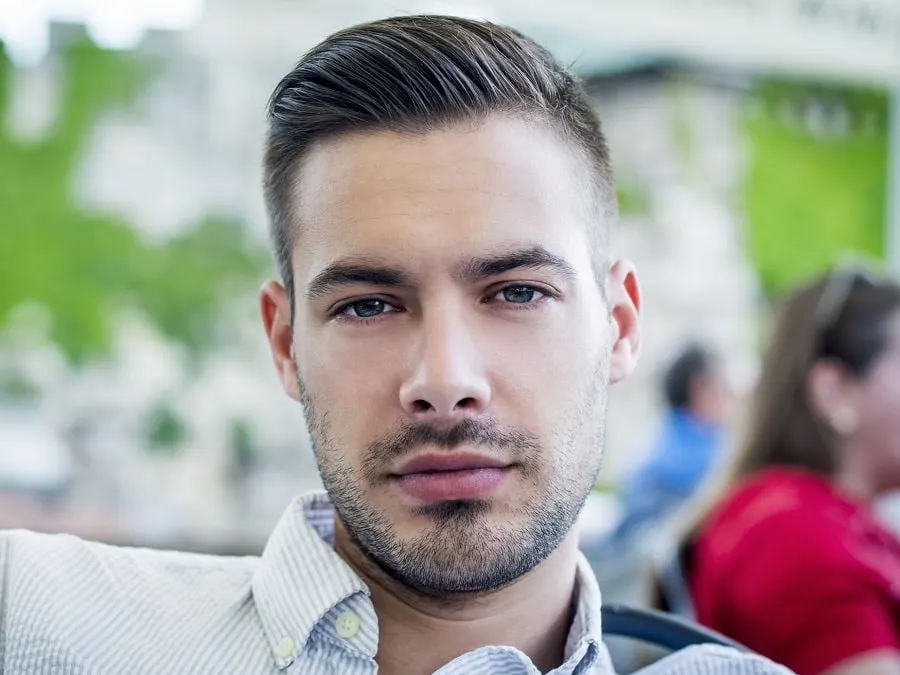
[0,492,792,674]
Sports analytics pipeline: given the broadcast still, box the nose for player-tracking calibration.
[399,310,491,424]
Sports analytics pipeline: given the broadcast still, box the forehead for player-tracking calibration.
[289,117,598,280]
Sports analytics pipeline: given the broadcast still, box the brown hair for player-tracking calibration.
[262,15,615,303]
[730,273,900,480]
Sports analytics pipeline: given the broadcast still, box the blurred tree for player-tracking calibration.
[616,179,651,217]
[146,401,188,454]
[228,417,255,483]
[0,35,268,364]
[0,370,41,403]
[742,79,888,296]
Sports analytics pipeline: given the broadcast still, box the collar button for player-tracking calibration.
[335,610,361,639]
[275,636,296,660]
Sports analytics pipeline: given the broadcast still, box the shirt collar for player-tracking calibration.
[252,491,607,672]
[252,492,368,669]
[565,553,606,671]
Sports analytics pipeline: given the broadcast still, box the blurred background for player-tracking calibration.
[0,0,898,558]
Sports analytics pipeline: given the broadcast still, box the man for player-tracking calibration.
[0,15,791,675]
[611,343,734,547]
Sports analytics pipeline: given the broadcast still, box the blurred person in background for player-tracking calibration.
[0,15,790,675]
[610,342,733,547]
[668,268,900,675]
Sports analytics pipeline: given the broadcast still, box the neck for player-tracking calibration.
[834,468,879,504]
[334,523,580,675]
[834,442,881,503]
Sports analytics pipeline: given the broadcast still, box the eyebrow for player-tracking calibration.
[454,246,577,284]
[304,245,576,300]
[306,259,413,299]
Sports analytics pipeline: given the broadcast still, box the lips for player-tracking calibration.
[390,452,513,503]
[392,452,510,476]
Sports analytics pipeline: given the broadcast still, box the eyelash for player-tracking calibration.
[331,284,555,325]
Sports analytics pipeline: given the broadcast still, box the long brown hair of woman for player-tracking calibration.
[653,266,900,612]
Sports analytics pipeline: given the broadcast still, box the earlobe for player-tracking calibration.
[830,406,859,436]
[607,260,642,384]
[260,280,301,401]
[808,361,858,436]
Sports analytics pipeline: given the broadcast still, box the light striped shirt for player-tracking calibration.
[0,492,792,674]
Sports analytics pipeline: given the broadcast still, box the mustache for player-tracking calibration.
[362,418,540,480]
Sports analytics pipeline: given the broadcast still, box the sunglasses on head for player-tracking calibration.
[812,258,879,356]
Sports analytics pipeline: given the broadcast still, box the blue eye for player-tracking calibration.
[341,299,392,318]
[333,297,404,323]
[490,285,550,306]
[501,286,538,303]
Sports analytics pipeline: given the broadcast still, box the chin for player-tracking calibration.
[410,498,494,521]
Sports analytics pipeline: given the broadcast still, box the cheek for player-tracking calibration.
[488,321,606,426]
[298,332,407,453]
[857,375,900,474]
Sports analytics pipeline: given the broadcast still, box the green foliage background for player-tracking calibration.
[0,35,268,365]
[741,80,889,296]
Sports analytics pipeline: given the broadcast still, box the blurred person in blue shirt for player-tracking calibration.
[612,343,734,546]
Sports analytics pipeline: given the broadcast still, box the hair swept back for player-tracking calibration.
[262,14,617,301]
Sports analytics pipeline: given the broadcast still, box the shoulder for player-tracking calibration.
[698,469,854,565]
[691,469,873,624]
[710,469,826,519]
[0,528,259,632]
[634,645,794,675]
[1,527,259,584]
[0,529,273,672]
[692,470,898,637]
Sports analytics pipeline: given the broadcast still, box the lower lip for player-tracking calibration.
[393,467,512,502]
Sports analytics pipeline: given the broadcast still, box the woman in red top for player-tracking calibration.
[684,268,900,675]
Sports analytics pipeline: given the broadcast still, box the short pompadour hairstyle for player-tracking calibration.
[263,14,616,301]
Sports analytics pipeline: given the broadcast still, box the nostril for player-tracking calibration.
[412,399,434,413]
[454,397,477,410]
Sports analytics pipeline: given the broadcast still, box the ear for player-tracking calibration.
[260,280,301,401]
[807,360,859,436]
[607,259,642,384]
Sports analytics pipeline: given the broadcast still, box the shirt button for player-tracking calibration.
[275,636,296,660]
[335,610,361,639]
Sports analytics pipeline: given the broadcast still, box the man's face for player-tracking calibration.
[262,116,640,595]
